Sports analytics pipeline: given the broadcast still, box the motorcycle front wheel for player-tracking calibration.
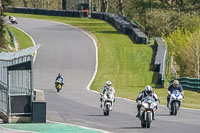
[174,102,179,115]
[146,112,151,128]
[105,104,110,116]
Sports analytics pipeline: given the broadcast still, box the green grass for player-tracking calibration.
[5,13,200,109]
[6,25,34,49]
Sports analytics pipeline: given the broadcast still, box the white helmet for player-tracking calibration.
[145,85,152,92]
[106,81,112,87]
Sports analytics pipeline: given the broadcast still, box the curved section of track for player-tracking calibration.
[8,18,200,133]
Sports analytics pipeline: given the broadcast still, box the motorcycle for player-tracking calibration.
[9,16,18,24]
[139,96,157,128]
[102,91,114,116]
[55,78,63,92]
[168,90,183,115]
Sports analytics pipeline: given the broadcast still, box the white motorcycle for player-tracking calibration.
[139,96,158,128]
[102,92,114,116]
[168,90,183,115]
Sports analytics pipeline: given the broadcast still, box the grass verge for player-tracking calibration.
[5,13,200,109]
[6,25,34,49]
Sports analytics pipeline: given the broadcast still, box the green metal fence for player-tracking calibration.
[170,77,200,91]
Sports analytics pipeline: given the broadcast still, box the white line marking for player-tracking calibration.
[0,126,36,133]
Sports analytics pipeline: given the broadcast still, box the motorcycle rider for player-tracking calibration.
[55,73,64,87]
[136,85,159,120]
[167,80,184,107]
[9,16,17,24]
[100,81,115,108]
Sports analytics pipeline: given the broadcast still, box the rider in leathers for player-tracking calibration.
[136,85,159,120]
[167,80,184,107]
[55,73,64,87]
[100,81,115,108]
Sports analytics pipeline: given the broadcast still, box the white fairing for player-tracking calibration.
[169,90,183,109]
[140,96,157,119]
[102,92,114,111]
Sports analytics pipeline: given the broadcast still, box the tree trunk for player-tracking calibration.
[62,0,67,10]
[98,0,100,11]
[118,0,123,16]
[105,0,108,12]
[0,0,3,16]
[196,39,200,78]
[101,0,105,12]
[23,0,28,7]
[100,0,108,12]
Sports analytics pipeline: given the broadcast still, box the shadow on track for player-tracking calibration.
[117,126,143,129]
[86,114,105,117]
[156,113,171,116]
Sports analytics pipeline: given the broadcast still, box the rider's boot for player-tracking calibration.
[100,98,103,108]
[152,112,155,120]
[136,112,140,117]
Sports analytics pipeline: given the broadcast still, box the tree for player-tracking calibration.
[118,0,124,16]
[101,0,108,12]
[163,28,200,78]
[62,0,66,10]
[23,0,28,7]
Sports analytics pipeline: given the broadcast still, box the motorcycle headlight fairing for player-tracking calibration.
[178,95,183,100]
[171,94,176,100]
[142,103,149,109]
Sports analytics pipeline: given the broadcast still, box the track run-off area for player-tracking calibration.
[3,17,200,133]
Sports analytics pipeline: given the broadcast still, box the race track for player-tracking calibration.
[8,17,200,133]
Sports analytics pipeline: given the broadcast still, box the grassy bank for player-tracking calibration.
[7,25,34,49]
[5,13,200,109]
[0,24,33,52]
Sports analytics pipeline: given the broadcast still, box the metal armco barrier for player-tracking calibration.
[170,77,200,91]
[0,45,40,122]
[6,6,148,44]
[154,37,168,87]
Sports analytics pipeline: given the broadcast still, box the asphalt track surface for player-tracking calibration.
[6,17,200,133]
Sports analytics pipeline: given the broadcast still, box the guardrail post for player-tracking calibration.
[7,71,11,120]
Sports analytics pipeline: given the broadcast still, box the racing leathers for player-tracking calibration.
[55,75,64,87]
